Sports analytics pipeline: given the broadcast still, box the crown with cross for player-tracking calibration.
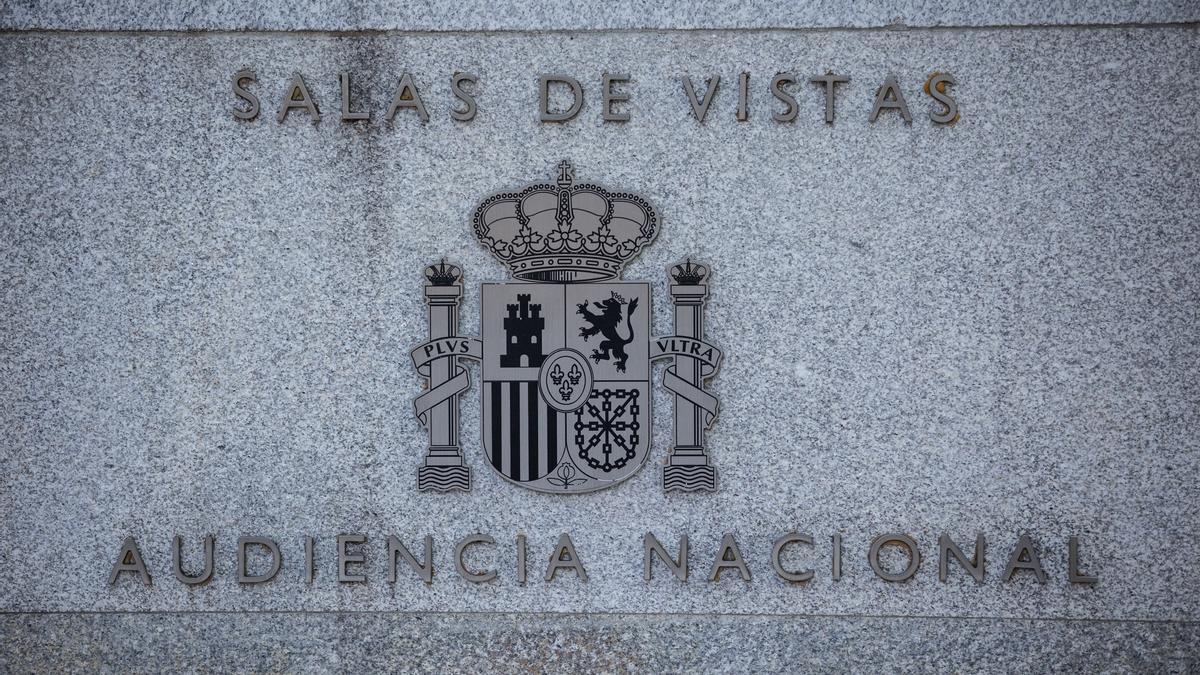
[472,160,659,283]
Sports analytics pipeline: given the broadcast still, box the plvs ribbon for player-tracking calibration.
[411,337,482,426]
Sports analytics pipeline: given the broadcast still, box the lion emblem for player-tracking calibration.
[577,291,639,372]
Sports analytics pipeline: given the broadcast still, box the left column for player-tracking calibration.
[418,261,471,491]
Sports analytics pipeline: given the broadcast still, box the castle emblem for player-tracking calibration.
[410,161,722,493]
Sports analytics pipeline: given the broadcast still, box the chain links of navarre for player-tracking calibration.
[573,388,641,472]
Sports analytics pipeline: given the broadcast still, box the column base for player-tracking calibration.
[418,465,470,492]
[663,464,717,493]
[423,446,465,467]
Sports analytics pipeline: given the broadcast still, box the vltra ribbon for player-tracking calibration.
[650,336,723,428]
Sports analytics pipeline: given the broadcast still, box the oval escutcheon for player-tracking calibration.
[538,348,594,413]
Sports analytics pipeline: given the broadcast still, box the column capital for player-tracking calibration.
[425,285,462,304]
[669,284,708,304]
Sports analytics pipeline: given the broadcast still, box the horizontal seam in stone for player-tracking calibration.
[0,610,1197,625]
[0,21,1197,38]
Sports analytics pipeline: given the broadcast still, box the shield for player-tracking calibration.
[481,281,650,493]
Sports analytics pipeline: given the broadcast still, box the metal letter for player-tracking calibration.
[869,75,912,123]
[771,533,814,582]
[644,533,688,582]
[601,73,631,122]
[1003,534,1047,583]
[810,74,849,124]
[771,73,798,122]
[1068,536,1098,584]
[736,72,749,121]
[539,74,583,122]
[336,534,366,582]
[237,537,281,583]
[108,536,151,586]
[415,260,473,491]
[832,533,842,580]
[517,534,527,585]
[545,533,588,582]
[682,75,720,123]
[277,73,319,123]
[386,73,430,123]
[661,260,721,492]
[708,533,751,581]
[232,69,259,121]
[451,72,478,122]
[388,535,433,584]
[938,533,985,583]
[339,71,369,122]
[868,533,921,582]
[455,534,497,583]
[925,73,958,124]
[304,535,314,583]
[172,535,214,585]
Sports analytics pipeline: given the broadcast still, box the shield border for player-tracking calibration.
[478,280,653,494]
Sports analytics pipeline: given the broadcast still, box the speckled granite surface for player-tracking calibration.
[0,17,1198,673]
[2,613,1197,673]
[1,0,1198,31]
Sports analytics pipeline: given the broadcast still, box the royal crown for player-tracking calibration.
[671,259,707,285]
[472,160,658,283]
[424,259,461,286]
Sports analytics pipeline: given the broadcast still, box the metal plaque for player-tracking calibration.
[411,161,722,493]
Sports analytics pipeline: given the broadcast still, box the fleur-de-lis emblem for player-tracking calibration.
[551,363,575,400]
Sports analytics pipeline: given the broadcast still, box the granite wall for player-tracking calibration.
[1,3,1198,672]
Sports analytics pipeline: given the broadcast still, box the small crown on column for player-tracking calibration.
[671,259,707,285]
[425,259,461,286]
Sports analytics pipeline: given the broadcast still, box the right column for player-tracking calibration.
[663,259,719,492]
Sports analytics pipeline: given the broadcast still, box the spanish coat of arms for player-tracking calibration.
[410,162,721,493]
